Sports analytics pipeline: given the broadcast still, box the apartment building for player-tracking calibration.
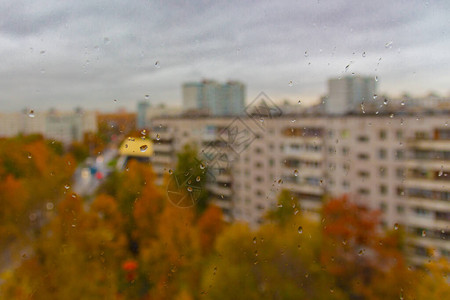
[149,111,449,264]
[182,80,246,116]
[0,109,97,144]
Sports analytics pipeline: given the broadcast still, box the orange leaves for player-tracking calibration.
[197,205,224,254]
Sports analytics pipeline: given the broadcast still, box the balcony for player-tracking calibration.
[407,138,450,151]
[404,178,450,192]
[207,183,232,197]
[152,143,173,152]
[152,155,172,164]
[283,148,323,161]
[282,182,323,195]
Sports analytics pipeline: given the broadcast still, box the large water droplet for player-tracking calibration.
[28,110,35,118]
[140,145,148,152]
[156,134,160,141]
[288,80,293,87]
[394,223,399,230]
[155,61,160,68]
[294,170,299,176]
[298,226,303,234]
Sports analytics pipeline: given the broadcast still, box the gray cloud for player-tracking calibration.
[0,0,449,112]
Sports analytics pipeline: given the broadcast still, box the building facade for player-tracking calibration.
[149,112,449,265]
[182,80,245,116]
[0,109,97,144]
[326,76,377,114]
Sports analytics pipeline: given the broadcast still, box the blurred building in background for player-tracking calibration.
[325,75,377,114]
[182,80,245,116]
[0,109,97,144]
[149,99,449,265]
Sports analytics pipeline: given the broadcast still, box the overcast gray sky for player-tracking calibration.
[0,0,449,112]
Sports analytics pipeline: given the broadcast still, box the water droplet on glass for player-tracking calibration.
[297,100,301,104]
[358,249,365,256]
[64,184,70,190]
[304,51,308,57]
[421,230,426,237]
[438,166,443,177]
[400,101,405,106]
[294,170,299,176]
[145,95,149,100]
[196,176,201,182]
[383,98,388,105]
[277,203,283,208]
[288,80,293,87]
[140,145,148,152]
[298,226,303,234]
[28,110,35,118]
[362,51,366,57]
[345,64,350,71]
[253,237,257,244]
[390,113,394,118]
[394,223,399,230]
[103,37,110,45]
[168,169,173,174]
[156,134,160,141]
[155,61,160,68]
[385,41,393,48]
[200,163,206,170]
[46,202,54,210]
[375,76,378,82]
[187,186,193,192]
[27,153,32,159]
[40,50,46,55]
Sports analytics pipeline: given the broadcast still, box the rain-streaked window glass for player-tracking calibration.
[1,1,449,299]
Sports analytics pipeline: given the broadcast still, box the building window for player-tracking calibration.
[396,205,405,214]
[396,186,405,196]
[358,188,370,195]
[396,130,403,140]
[379,166,387,177]
[342,147,349,156]
[341,129,350,139]
[396,168,405,179]
[357,135,369,142]
[380,202,387,212]
[358,153,370,160]
[343,163,350,172]
[395,149,405,160]
[379,130,387,140]
[358,170,370,178]
[379,184,388,195]
[379,148,387,159]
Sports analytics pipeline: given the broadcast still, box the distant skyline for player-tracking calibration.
[0,0,449,112]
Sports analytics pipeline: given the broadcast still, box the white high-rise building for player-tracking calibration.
[325,76,377,114]
[182,80,245,116]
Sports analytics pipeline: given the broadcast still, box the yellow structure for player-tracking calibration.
[119,137,153,157]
